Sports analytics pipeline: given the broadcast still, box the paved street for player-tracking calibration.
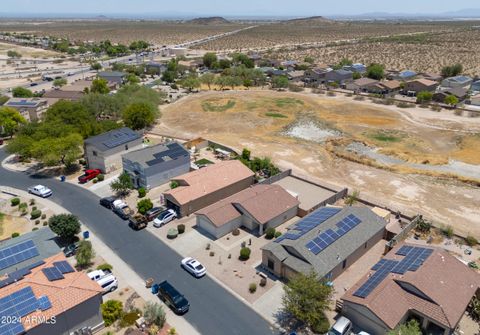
[0,148,278,335]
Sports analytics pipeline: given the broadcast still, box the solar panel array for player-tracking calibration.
[0,240,39,271]
[145,142,188,167]
[42,267,64,281]
[102,130,140,149]
[53,261,75,274]
[305,214,362,255]
[7,101,39,107]
[0,286,52,335]
[0,261,45,289]
[275,207,342,243]
[353,246,433,298]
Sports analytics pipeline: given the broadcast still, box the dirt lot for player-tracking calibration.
[155,90,480,237]
[0,42,60,58]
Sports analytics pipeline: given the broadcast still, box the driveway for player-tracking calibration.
[0,148,277,335]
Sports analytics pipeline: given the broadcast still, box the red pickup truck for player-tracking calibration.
[78,169,101,183]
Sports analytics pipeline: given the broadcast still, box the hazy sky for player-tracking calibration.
[1,0,479,16]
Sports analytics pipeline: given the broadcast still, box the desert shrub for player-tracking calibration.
[260,277,267,287]
[43,221,47,226]
[101,300,123,326]
[416,218,431,233]
[265,227,276,239]
[274,231,282,238]
[232,228,240,236]
[97,263,113,271]
[327,91,336,97]
[138,187,146,198]
[10,198,20,206]
[466,235,478,247]
[32,227,38,231]
[143,301,166,328]
[167,228,178,239]
[119,311,139,327]
[177,224,185,234]
[35,220,40,225]
[397,102,414,108]
[41,213,46,219]
[32,206,37,211]
[353,95,365,101]
[30,209,42,220]
[441,225,454,238]
[11,232,20,238]
[249,283,257,293]
[29,199,35,205]
[209,251,215,257]
[19,202,28,210]
[92,179,98,184]
[97,174,104,181]
[239,247,251,261]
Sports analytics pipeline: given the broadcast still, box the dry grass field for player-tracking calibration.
[0,20,246,45]
[0,41,60,58]
[154,90,480,236]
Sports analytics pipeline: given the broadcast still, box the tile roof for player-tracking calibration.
[410,78,438,87]
[342,243,480,330]
[164,160,254,205]
[352,78,379,87]
[262,207,387,277]
[0,253,102,332]
[42,90,84,100]
[196,184,299,227]
[380,80,401,90]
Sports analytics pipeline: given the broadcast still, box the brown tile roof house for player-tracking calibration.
[346,78,379,91]
[42,89,84,101]
[341,243,480,335]
[0,253,103,334]
[196,184,299,238]
[404,78,439,93]
[163,160,255,217]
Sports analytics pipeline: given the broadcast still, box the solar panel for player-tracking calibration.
[353,246,434,298]
[53,261,75,274]
[37,296,52,311]
[42,267,64,281]
[0,240,40,270]
[102,130,140,149]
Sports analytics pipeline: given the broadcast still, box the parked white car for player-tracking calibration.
[28,185,52,198]
[328,316,353,335]
[181,257,206,278]
[88,269,118,293]
[153,209,177,227]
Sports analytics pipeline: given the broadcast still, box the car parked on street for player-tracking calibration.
[62,243,79,257]
[181,257,206,278]
[99,196,117,209]
[157,280,189,314]
[328,316,353,335]
[28,185,52,198]
[112,200,133,220]
[145,207,165,221]
[153,209,177,227]
[78,169,101,183]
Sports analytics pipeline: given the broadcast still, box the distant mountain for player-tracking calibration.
[281,16,336,25]
[331,8,480,20]
[187,16,231,24]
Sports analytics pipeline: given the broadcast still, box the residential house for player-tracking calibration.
[346,78,379,92]
[262,206,387,280]
[392,70,417,81]
[304,67,331,86]
[421,73,443,82]
[471,80,480,93]
[196,184,299,239]
[441,75,473,89]
[469,93,480,106]
[343,63,367,74]
[280,60,298,70]
[0,228,104,335]
[122,142,190,189]
[287,70,306,83]
[163,160,255,217]
[325,69,353,84]
[98,71,127,86]
[84,127,143,173]
[366,80,402,95]
[404,79,438,95]
[342,244,480,335]
[42,90,84,102]
[4,98,47,121]
[145,62,167,75]
[433,87,468,103]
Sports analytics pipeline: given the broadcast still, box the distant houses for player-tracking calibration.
[4,97,47,121]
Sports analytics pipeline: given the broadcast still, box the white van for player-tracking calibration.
[96,274,118,294]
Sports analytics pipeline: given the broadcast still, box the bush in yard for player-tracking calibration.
[19,203,27,210]
[441,225,454,238]
[249,283,257,293]
[35,220,40,225]
[101,300,123,326]
[11,232,20,238]
[167,228,178,239]
[143,301,166,328]
[177,224,185,234]
[466,235,478,247]
[416,218,431,233]
[10,198,20,206]
[75,240,95,268]
[41,214,46,220]
[32,227,38,231]
[265,227,276,239]
[239,247,251,261]
[48,214,81,240]
[30,209,42,220]
[97,263,113,271]
[274,231,282,238]
[29,199,35,206]
[232,228,240,236]
[97,174,104,182]
[137,198,153,215]
[119,311,139,327]
[138,187,146,198]
[32,206,37,211]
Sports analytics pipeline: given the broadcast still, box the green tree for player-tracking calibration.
[224,75,242,90]
[441,63,463,78]
[110,172,134,196]
[0,107,26,137]
[161,70,176,83]
[12,87,33,98]
[143,301,166,328]
[179,75,201,92]
[30,132,83,168]
[218,59,231,69]
[387,320,422,335]
[416,91,433,104]
[282,271,333,331]
[75,240,95,268]
[91,62,102,72]
[126,73,140,84]
[203,52,218,69]
[444,95,459,107]
[366,63,385,80]
[137,198,153,215]
[81,93,122,119]
[272,75,289,89]
[48,214,81,240]
[44,100,95,137]
[53,78,67,88]
[241,148,251,160]
[200,73,216,90]
[232,53,254,68]
[101,300,123,326]
[7,50,21,59]
[91,78,110,94]
[122,102,155,130]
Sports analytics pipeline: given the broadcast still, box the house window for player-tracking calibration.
[267,259,274,270]
[342,259,347,269]
[92,150,97,157]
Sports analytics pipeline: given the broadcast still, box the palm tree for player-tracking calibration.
[345,190,360,206]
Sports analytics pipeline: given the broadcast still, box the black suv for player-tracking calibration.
[99,196,117,209]
[157,281,189,314]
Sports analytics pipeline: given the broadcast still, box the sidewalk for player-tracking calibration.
[0,185,201,335]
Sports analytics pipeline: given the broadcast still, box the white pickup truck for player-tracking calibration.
[88,269,118,293]
[28,185,52,198]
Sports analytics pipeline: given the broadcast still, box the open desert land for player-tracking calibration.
[0,20,247,45]
[155,90,480,237]
[0,41,60,58]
